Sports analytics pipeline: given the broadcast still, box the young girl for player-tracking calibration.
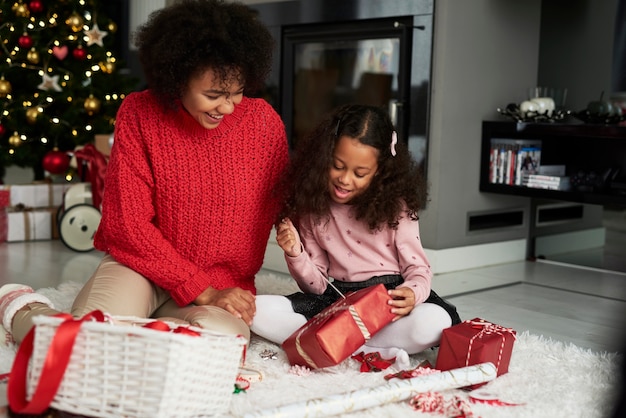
[251,104,461,368]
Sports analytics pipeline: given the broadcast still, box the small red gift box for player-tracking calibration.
[435,318,516,387]
[0,189,9,208]
[282,284,396,369]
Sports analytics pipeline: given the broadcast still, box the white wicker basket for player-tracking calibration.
[26,315,246,417]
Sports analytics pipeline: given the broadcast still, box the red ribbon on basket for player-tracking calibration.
[8,310,202,414]
[8,310,105,414]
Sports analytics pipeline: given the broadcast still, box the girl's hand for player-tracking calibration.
[194,286,256,326]
[387,287,416,321]
[276,217,302,257]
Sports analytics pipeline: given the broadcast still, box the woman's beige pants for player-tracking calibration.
[11,254,250,344]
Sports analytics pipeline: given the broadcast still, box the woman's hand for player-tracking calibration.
[194,287,256,326]
[387,287,416,321]
[276,218,302,257]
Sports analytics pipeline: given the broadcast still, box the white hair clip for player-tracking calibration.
[390,131,398,157]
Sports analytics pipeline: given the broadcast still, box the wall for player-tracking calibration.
[420,0,542,256]
[538,0,619,109]
[416,0,619,272]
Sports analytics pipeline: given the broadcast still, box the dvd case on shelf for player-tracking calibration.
[489,139,542,186]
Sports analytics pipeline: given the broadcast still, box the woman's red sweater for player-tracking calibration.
[94,90,289,306]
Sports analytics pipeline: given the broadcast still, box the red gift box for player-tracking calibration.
[0,189,9,208]
[282,283,396,369]
[435,318,516,386]
[0,190,8,242]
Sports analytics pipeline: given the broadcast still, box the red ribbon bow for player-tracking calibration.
[8,310,201,414]
[351,351,395,372]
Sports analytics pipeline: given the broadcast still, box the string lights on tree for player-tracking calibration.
[0,0,137,179]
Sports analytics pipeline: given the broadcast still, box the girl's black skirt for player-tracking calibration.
[286,274,462,324]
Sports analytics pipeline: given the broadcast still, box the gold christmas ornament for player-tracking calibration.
[25,107,39,124]
[66,12,84,32]
[8,132,21,147]
[99,60,115,74]
[27,47,40,64]
[0,78,12,97]
[84,94,101,115]
[13,2,30,18]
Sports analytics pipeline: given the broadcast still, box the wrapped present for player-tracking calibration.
[0,189,9,208]
[435,318,516,387]
[0,190,8,242]
[0,183,70,208]
[282,284,396,369]
[0,212,6,243]
[5,207,58,242]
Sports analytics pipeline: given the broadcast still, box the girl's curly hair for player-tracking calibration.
[134,0,274,109]
[280,104,428,231]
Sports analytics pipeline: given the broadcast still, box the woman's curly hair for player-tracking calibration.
[280,104,428,231]
[134,0,274,108]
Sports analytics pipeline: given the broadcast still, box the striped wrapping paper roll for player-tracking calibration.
[244,362,497,418]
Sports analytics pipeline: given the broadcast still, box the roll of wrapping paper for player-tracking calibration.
[244,362,497,418]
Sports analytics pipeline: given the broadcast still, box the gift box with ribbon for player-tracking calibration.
[0,190,8,242]
[282,283,396,369]
[0,183,70,208]
[0,189,9,208]
[5,206,58,242]
[435,318,516,388]
[8,311,246,418]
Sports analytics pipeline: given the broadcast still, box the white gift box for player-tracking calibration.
[0,183,70,208]
[6,209,53,242]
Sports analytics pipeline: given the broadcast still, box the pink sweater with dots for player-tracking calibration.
[285,201,432,304]
[94,90,289,306]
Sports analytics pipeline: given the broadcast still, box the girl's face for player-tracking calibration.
[328,135,379,204]
[180,68,244,129]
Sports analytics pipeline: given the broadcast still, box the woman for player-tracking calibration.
[0,0,289,346]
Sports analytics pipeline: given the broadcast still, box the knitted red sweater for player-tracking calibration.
[94,90,289,306]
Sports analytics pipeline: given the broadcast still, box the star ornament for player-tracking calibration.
[38,73,62,92]
[85,23,108,47]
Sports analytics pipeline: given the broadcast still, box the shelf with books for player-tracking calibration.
[480,121,626,207]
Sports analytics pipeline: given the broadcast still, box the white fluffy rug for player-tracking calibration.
[0,274,622,418]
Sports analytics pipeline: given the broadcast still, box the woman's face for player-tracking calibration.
[180,68,244,129]
[328,135,379,204]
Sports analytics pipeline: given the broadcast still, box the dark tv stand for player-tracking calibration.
[480,121,626,207]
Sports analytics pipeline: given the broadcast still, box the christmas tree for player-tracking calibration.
[0,0,138,179]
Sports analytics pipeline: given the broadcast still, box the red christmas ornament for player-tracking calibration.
[29,0,44,14]
[72,45,87,60]
[18,33,34,49]
[0,124,5,137]
[42,148,70,175]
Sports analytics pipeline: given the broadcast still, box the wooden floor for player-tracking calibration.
[1,240,625,353]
